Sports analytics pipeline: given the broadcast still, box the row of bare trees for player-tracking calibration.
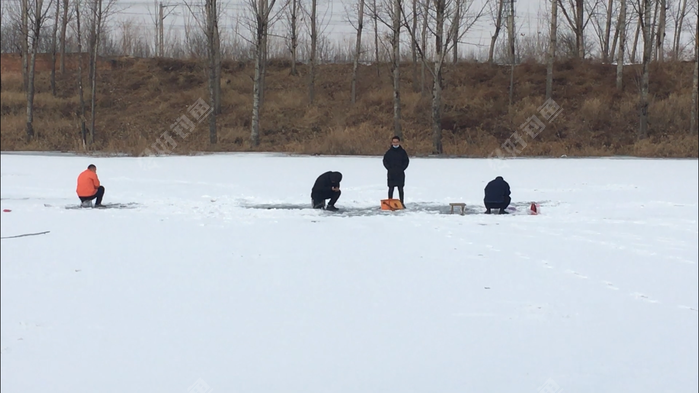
[3,0,697,62]
[1,0,697,153]
[3,0,116,146]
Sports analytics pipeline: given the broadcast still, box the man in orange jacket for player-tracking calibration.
[76,164,105,207]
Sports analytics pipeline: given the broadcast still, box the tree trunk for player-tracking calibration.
[452,2,459,63]
[290,0,298,75]
[420,0,428,95]
[673,0,687,59]
[546,0,557,100]
[251,12,264,147]
[616,0,626,89]
[373,0,379,77]
[650,0,660,61]
[214,10,222,115]
[207,0,217,144]
[26,16,39,140]
[508,0,515,106]
[411,0,419,92]
[21,0,29,92]
[309,0,317,103]
[392,0,402,138]
[351,0,365,103]
[631,11,641,62]
[214,19,221,115]
[259,0,267,109]
[638,0,651,140]
[488,0,504,64]
[51,0,60,96]
[432,0,445,154]
[655,0,665,61]
[431,63,443,154]
[690,19,698,134]
[76,0,87,146]
[576,0,584,58]
[602,0,613,62]
[610,19,619,59]
[89,0,103,145]
[60,0,69,75]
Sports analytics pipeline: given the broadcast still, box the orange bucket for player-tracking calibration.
[381,199,404,210]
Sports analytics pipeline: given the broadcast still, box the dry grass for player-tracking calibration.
[1,54,697,157]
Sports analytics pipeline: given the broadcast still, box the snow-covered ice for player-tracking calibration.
[1,152,697,393]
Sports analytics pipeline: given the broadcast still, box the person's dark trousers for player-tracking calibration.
[387,170,405,205]
[79,186,105,205]
[484,195,511,213]
[388,186,404,205]
[312,190,341,209]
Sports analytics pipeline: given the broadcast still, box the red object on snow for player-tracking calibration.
[3,209,11,212]
[528,203,540,215]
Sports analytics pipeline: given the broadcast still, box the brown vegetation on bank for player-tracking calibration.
[1,53,697,157]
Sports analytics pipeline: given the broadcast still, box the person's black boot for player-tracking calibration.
[485,208,491,214]
[325,205,339,212]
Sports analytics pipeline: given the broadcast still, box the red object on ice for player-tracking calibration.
[3,209,11,212]
[529,203,539,215]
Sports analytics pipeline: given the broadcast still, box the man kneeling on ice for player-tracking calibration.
[484,176,511,214]
[76,164,105,208]
[311,171,342,211]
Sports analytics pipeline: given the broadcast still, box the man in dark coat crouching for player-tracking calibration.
[311,171,343,211]
[484,176,511,214]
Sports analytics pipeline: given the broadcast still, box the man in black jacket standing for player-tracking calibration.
[383,136,410,207]
[311,171,343,211]
[484,176,511,214]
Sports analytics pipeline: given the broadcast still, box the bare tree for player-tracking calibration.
[672,0,688,59]
[558,0,595,58]
[631,5,641,61]
[286,0,299,75]
[420,0,428,94]
[402,0,485,154]
[411,0,419,92]
[87,0,117,144]
[88,0,103,144]
[309,0,317,103]
[373,0,380,76]
[634,0,652,140]
[616,0,626,89]
[547,0,558,99]
[26,0,54,140]
[507,0,514,105]
[249,0,279,147]
[691,13,697,134]
[206,0,219,143]
[75,0,88,146]
[655,0,666,60]
[488,0,505,64]
[59,0,69,75]
[369,0,404,136]
[51,0,60,96]
[214,8,221,115]
[392,0,402,138]
[597,0,615,62]
[451,0,459,62]
[184,0,221,144]
[22,0,29,91]
[349,0,366,103]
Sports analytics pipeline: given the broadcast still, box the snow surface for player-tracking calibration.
[1,152,697,393]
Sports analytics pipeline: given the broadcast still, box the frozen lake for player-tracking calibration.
[1,153,697,393]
